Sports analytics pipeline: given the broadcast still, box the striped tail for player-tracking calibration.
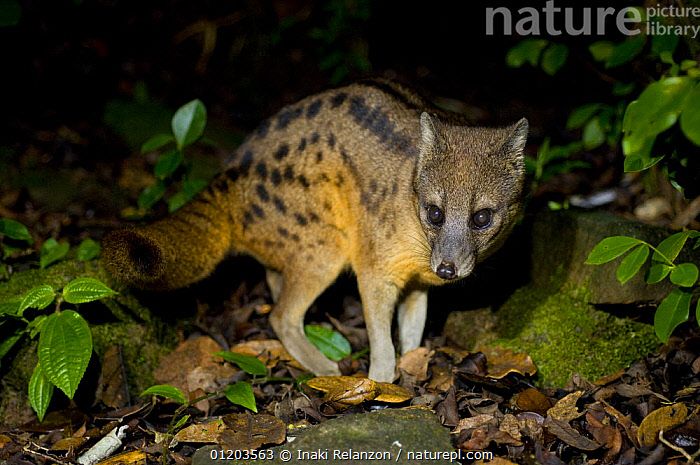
[102,192,233,290]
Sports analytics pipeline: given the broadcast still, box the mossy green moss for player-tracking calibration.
[493,286,659,386]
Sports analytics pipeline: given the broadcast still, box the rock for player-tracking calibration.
[531,210,697,305]
[193,408,455,465]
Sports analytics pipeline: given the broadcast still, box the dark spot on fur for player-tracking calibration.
[277,227,289,238]
[252,204,266,219]
[212,176,229,193]
[256,184,270,202]
[240,150,253,175]
[335,174,345,186]
[256,119,270,138]
[243,210,254,226]
[263,239,274,247]
[272,195,287,214]
[323,201,332,211]
[276,107,303,130]
[291,233,300,242]
[320,173,330,182]
[298,137,307,152]
[283,165,294,181]
[294,213,308,226]
[306,99,322,118]
[316,151,323,163]
[274,144,290,160]
[271,169,282,186]
[369,180,378,193]
[330,92,348,108]
[392,182,398,195]
[317,239,326,246]
[381,186,388,197]
[308,212,320,223]
[255,162,268,180]
[327,133,336,148]
[297,175,310,189]
[357,79,421,110]
[347,97,414,156]
[310,132,320,144]
[225,167,240,182]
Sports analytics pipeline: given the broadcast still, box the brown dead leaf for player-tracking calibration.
[547,391,584,422]
[453,414,496,434]
[602,401,639,448]
[306,376,379,407]
[544,417,601,451]
[476,346,537,379]
[0,434,11,449]
[585,412,622,461]
[397,348,433,382]
[499,414,522,442]
[218,413,286,450]
[514,387,552,415]
[637,403,688,447]
[96,450,147,465]
[517,412,545,442]
[231,339,303,369]
[174,419,226,443]
[426,365,454,392]
[437,346,470,363]
[50,437,87,451]
[593,368,625,386]
[474,458,518,465]
[374,383,413,403]
[95,345,129,409]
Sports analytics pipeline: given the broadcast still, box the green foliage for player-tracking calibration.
[76,238,101,261]
[0,218,32,243]
[215,351,267,376]
[586,231,700,342]
[0,276,116,420]
[224,381,257,413]
[304,324,352,361]
[507,39,569,75]
[137,99,209,215]
[141,384,188,404]
[39,238,70,269]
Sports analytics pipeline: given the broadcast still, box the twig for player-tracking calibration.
[23,443,74,465]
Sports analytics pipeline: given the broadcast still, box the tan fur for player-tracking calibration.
[103,79,528,382]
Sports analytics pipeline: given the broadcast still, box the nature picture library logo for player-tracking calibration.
[485,1,700,38]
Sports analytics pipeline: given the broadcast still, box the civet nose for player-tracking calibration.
[436,261,457,280]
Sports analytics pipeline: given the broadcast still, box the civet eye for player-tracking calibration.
[472,209,493,229]
[427,205,445,226]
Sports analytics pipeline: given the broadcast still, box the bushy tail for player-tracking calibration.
[102,195,232,290]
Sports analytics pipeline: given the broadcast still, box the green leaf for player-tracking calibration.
[172,99,207,150]
[616,244,650,285]
[0,218,32,243]
[38,310,92,399]
[62,277,116,304]
[605,35,646,68]
[19,285,55,314]
[651,31,679,57]
[670,263,699,287]
[612,82,635,97]
[167,179,206,213]
[76,238,101,261]
[137,181,166,210]
[582,117,605,149]
[304,324,351,362]
[646,263,672,284]
[541,43,568,75]
[141,133,175,153]
[654,231,692,263]
[39,239,70,269]
[506,39,548,68]
[141,384,188,404]
[680,82,700,146]
[29,363,54,422]
[182,178,207,196]
[0,330,23,362]
[585,236,644,265]
[654,289,691,342]
[622,77,693,169]
[173,414,191,430]
[566,104,603,130]
[589,41,614,62]
[27,314,47,339]
[0,0,22,27]
[0,297,21,316]
[224,381,257,413]
[215,351,267,376]
[154,149,183,180]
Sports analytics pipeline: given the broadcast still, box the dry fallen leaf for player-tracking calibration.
[602,401,639,448]
[544,417,601,451]
[50,437,88,451]
[476,346,537,379]
[499,414,522,442]
[231,339,303,369]
[637,403,688,447]
[586,412,622,461]
[453,414,496,435]
[426,365,454,392]
[96,450,147,465]
[397,347,433,382]
[547,391,584,422]
[174,419,226,443]
[474,458,518,465]
[514,387,552,415]
[218,413,286,450]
